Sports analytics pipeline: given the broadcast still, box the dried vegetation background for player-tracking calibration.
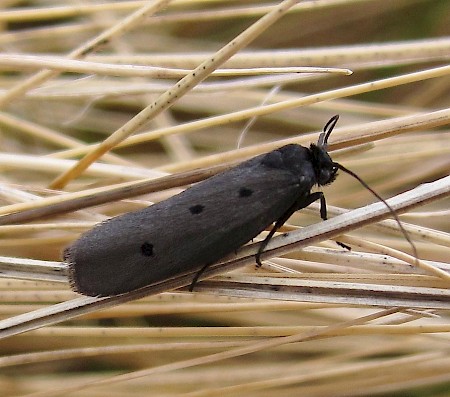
[0,0,449,396]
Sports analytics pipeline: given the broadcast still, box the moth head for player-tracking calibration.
[310,115,339,186]
[313,115,419,266]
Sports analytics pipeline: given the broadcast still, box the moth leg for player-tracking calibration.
[189,263,210,292]
[318,193,327,220]
[318,192,351,251]
[255,192,324,267]
[255,210,294,267]
[336,241,351,250]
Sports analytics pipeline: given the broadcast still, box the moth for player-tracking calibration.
[65,116,406,296]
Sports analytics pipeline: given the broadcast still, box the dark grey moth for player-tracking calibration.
[65,116,343,296]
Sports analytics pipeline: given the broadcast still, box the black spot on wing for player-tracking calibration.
[141,242,154,256]
[239,187,253,197]
[189,204,204,214]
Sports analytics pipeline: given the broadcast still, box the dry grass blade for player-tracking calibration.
[15,308,403,397]
[48,0,301,189]
[0,176,448,338]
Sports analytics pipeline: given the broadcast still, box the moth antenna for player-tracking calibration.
[318,115,339,148]
[334,162,418,263]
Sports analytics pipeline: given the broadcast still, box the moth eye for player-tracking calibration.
[189,204,205,214]
[141,242,154,256]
